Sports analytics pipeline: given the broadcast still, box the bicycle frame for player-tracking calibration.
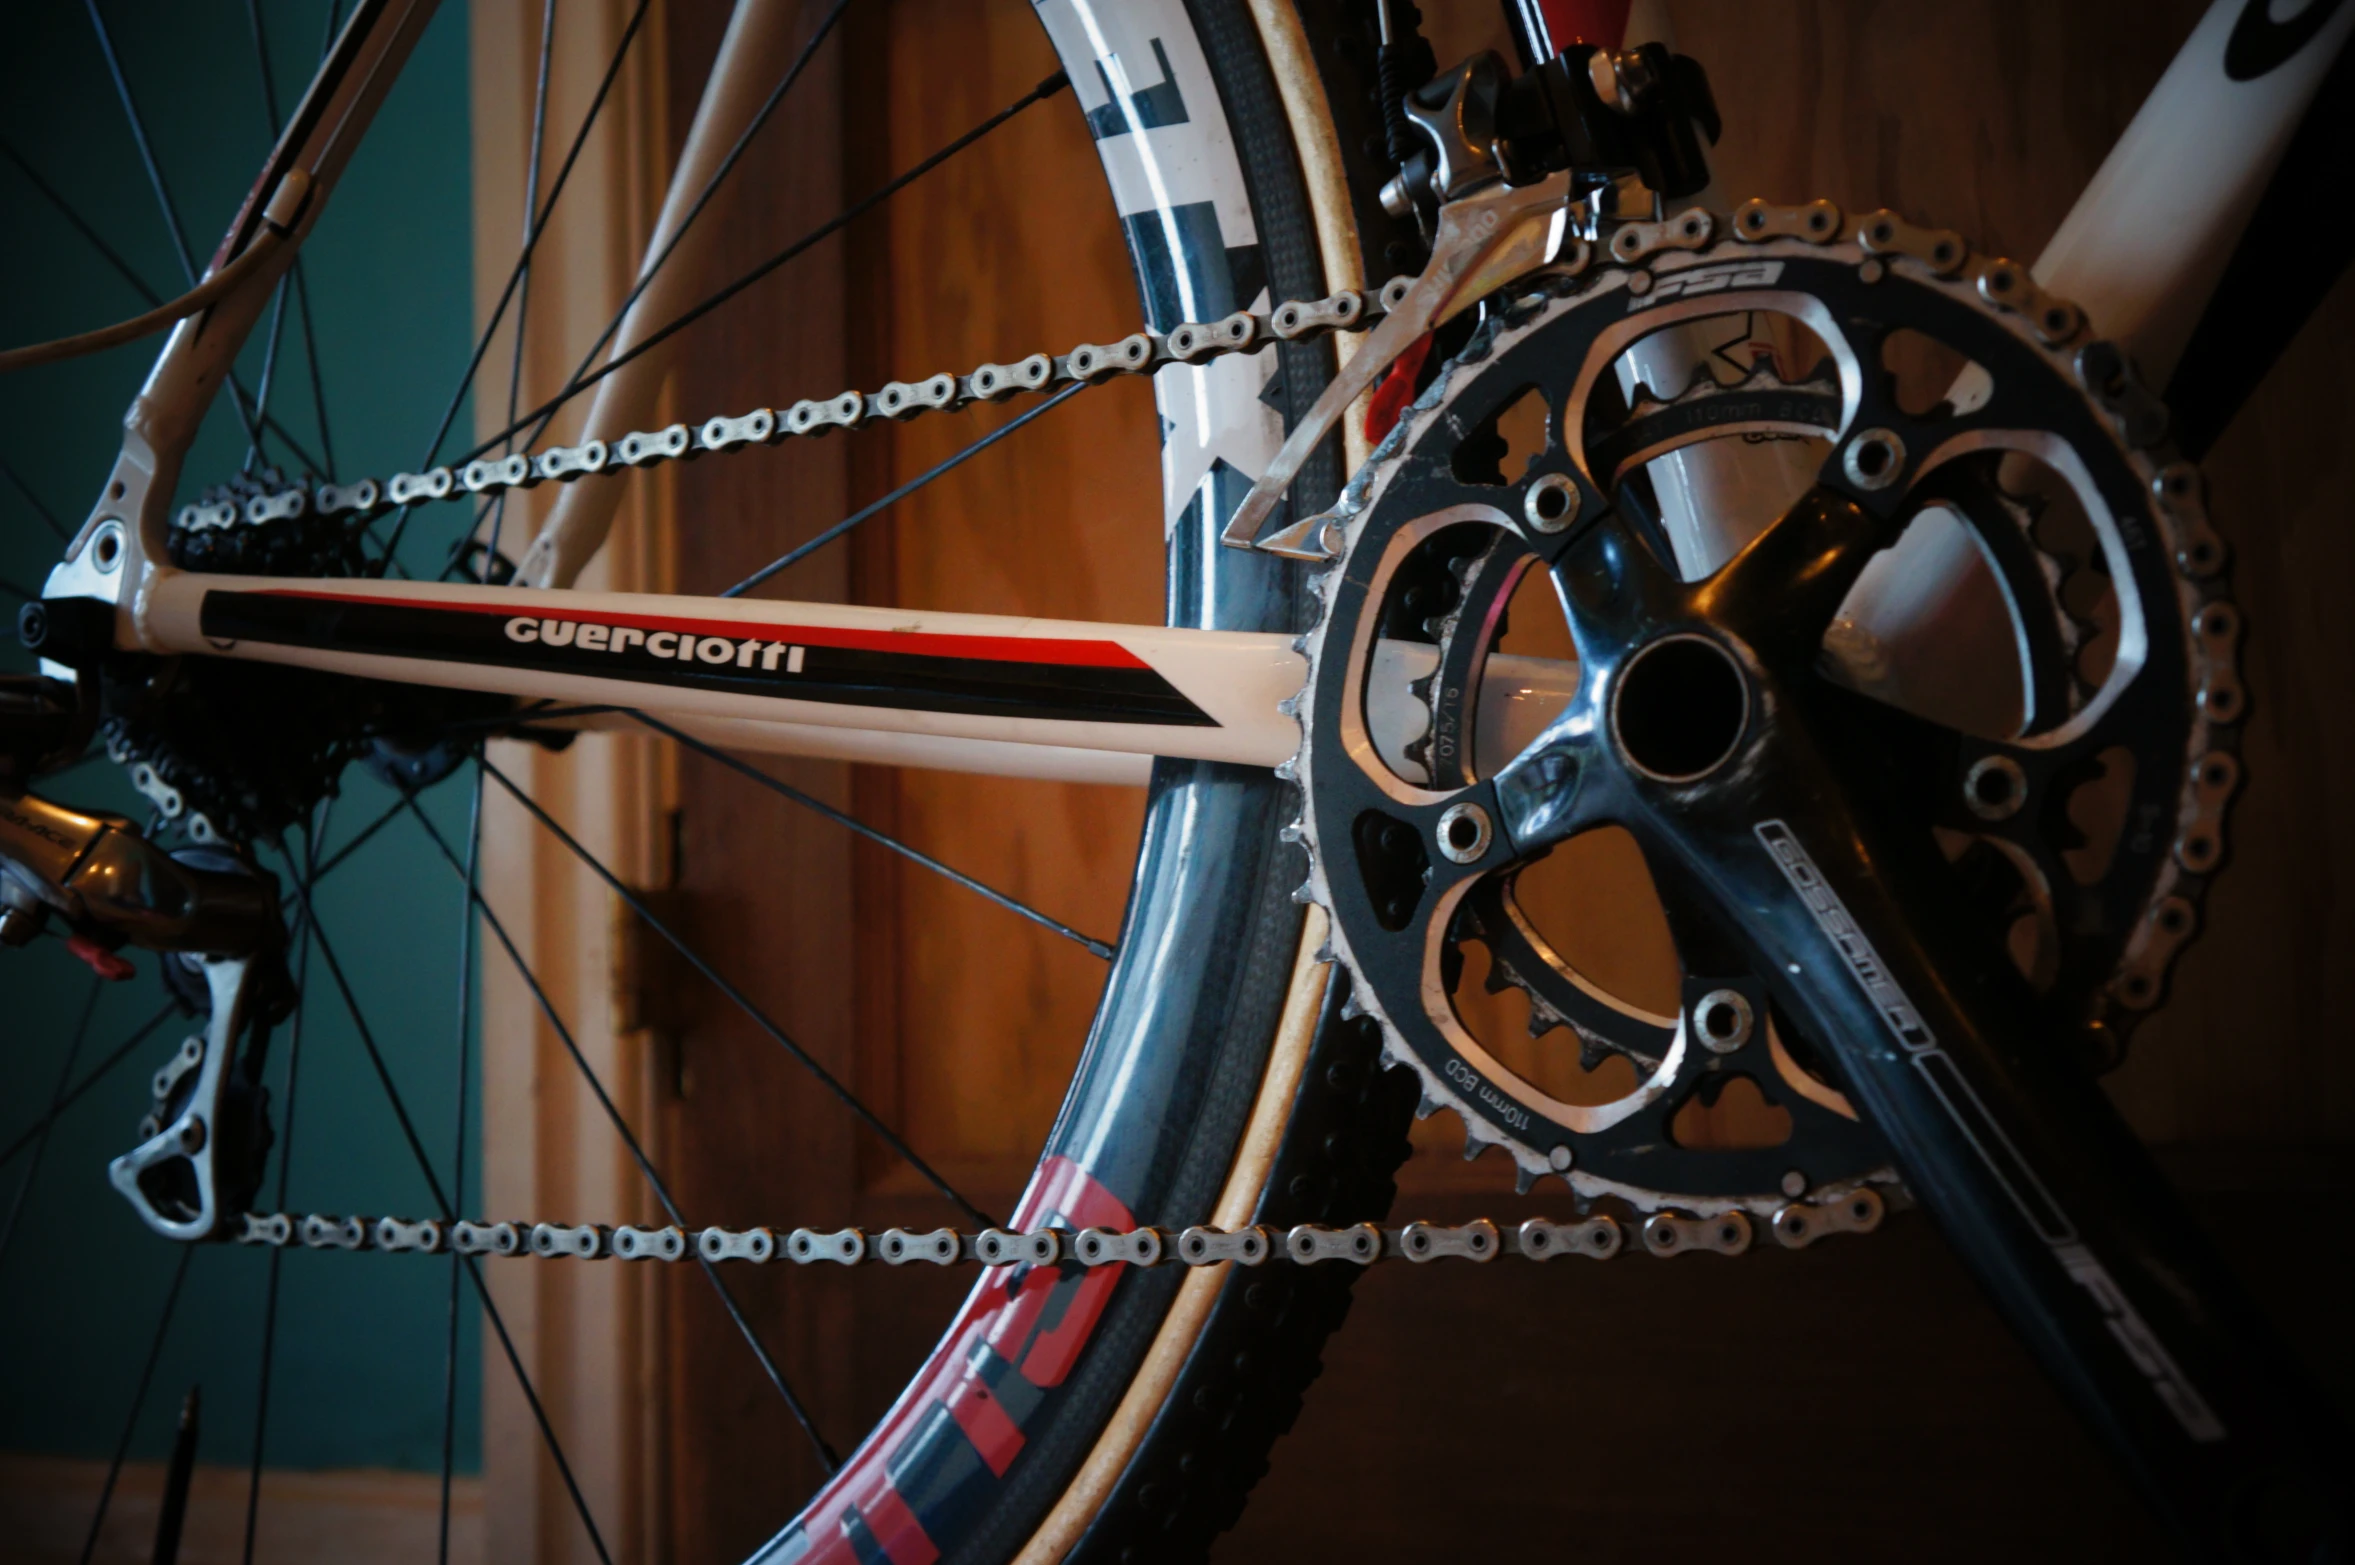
[14,0,2355,1557]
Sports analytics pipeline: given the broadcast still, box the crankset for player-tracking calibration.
[1290,203,2238,1224]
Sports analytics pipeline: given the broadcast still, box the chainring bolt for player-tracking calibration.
[1693,989,1754,1054]
[1435,802,1493,865]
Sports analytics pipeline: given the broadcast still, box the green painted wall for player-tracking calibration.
[1,2,487,1473]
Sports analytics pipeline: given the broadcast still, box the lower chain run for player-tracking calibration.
[230,1190,1884,1267]
[176,277,1419,533]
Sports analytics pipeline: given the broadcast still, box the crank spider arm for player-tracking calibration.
[1627,706,2350,1560]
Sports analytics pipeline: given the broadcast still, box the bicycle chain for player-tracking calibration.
[173,278,1422,539]
[221,1185,1885,1266]
[161,227,1919,1268]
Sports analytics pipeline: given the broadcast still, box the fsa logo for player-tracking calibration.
[1630,259,1783,309]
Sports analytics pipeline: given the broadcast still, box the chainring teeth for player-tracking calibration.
[1287,203,2243,1221]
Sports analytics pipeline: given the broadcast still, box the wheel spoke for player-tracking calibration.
[238,0,290,477]
[76,1244,195,1565]
[243,280,293,474]
[0,1002,177,1172]
[83,0,283,464]
[478,753,994,1226]
[2,569,38,602]
[308,794,411,882]
[300,902,614,1565]
[374,0,657,566]
[437,770,483,1564]
[482,0,560,571]
[238,806,327,1565]
[632,710,1114,958]
[242,0,284,131]
[397,786,844,1471]
[0,131,164,308]
[290,262,336,479]
[84,0,195,286]
[524,0,853,436]
[721,382,1086,598]
[0,133,324,477]
[1,453,68,543]
[451,69,1071,480]
[0,976,102,1273]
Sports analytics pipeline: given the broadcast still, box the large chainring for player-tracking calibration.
[1292,210,2241,1218]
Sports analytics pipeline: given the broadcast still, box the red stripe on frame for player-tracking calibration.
[235,587,1153,671]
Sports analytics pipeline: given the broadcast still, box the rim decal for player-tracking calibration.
[753,1156,1133,1563]
[199,588,1216,727]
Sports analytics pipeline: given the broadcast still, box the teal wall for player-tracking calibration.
[1,3,487,1473]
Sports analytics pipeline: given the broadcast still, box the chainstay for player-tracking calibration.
[176,278,1421,534]
[226,1190,1884,1265]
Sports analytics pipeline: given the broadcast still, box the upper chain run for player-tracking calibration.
[174,277,1421,535]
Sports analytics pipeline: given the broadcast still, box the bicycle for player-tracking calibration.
[3,1,2350,1560]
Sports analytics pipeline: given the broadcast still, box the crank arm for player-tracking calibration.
[1222,170,1579,559]
[1625,702,2351,1560]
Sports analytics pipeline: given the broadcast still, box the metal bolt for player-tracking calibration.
[1963,754,2028,821]
[1523,472,1578,534]
[1693,989,1754,1054]
[1435,802,1493,865]
[1841,428,1906,491]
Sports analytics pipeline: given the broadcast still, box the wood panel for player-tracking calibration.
[847,1,1160,1193]
[1,1455,485,1565]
